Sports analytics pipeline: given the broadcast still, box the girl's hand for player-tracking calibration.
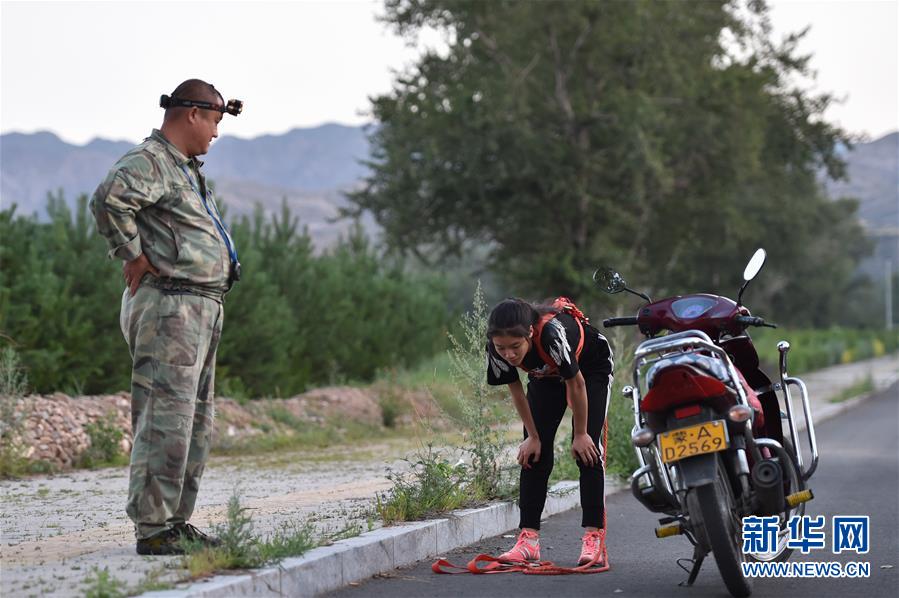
[571,433,600,467]
[518,437,541,469]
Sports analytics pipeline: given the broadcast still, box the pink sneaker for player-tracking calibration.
[578,529,607,566]
[498,529,540,562]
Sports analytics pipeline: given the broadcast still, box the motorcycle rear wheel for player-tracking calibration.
[695,460,752,598]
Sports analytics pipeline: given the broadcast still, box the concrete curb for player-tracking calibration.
[145,479,625,597]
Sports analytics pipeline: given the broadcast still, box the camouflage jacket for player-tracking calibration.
[90,129,236,301]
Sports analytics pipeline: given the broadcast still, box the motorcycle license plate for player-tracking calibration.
[659,420,729,464]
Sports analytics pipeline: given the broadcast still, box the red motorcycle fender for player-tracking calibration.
[675,453,719,488]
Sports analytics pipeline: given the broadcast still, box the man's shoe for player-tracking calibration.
[174,522,221,548]
[498,529,541,562]
[136,528,185,556]
[578,528,607,566]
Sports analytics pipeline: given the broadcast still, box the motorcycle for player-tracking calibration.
[595,249,819,597]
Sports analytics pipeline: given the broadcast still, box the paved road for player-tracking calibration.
[329,383,899,598]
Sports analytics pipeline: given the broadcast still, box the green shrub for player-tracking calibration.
[0,346,29,478]
[82,566,126,598]
[377,389,406,428]
[446,282,515,500]
[182,491,318,578]
[78,413,127,469]
[751,327,899,375]
[376,445,470,524]
[1,197,451,398]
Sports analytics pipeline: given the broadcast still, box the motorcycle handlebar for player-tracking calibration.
[603,316,639,328]
[735,315,777,328]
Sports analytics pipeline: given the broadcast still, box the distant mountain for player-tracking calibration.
[207,123,370,191]
[826,133,899,277]
[827,132,898,229]
[0,131,134,217]
[0,124,371,245]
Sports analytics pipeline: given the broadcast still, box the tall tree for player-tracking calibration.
[349,0,869,322]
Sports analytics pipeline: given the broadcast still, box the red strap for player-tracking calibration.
[432,554,545,574]
[432,552,609,575]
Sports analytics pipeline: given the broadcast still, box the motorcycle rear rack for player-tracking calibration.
[631,329,753,414]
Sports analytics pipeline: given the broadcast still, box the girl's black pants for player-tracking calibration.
[518,372,611,530]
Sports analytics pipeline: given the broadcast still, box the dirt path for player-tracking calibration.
[0,438,420,596]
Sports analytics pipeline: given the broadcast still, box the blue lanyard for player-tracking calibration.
[179,164,239,266]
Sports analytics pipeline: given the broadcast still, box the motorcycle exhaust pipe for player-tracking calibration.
[752,459,785,516]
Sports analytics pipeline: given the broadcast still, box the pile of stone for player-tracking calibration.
[11,392,131,469]
[3,385,443,472]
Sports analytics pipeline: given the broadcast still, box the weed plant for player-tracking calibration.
[181,491,318,578]
[377,284,517,525]
[78,413,128,469]
[376,444,469,524]
[0,346,29,477]
[446,282,515,499]
[81,566,126,598]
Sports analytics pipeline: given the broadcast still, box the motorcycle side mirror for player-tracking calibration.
[743,248,767,282]
[737,248,767,307]
[593,268,627,294]
[593,267,653,302]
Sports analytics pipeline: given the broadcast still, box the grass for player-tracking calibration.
[374,353,460,422]
[181,491,319,578]
[0,346,30,478]
[752,327,898,375]
[548,437,581,485]
[268,405,306,429]
[81,567,126,598]
[130,568,176,594]
[77,414,129,469]
[545,381,641,485]
[81,563,177,596]
[207,323,896,480]
[375,444,471,524]
[211,417,422,458]
[829,374,875,403]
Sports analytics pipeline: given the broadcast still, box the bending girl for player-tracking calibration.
[486,297,613,567]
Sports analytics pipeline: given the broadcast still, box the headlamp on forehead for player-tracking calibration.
[159,94,243,116]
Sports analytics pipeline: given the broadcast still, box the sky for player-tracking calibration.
[1,0,896,145]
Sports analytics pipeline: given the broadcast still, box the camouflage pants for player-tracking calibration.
[120,285,223,539]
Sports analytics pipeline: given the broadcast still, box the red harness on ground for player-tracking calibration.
[431,548,610,575]
[431,420,611,576]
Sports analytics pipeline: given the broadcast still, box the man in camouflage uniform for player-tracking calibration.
[90,79,241,555]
